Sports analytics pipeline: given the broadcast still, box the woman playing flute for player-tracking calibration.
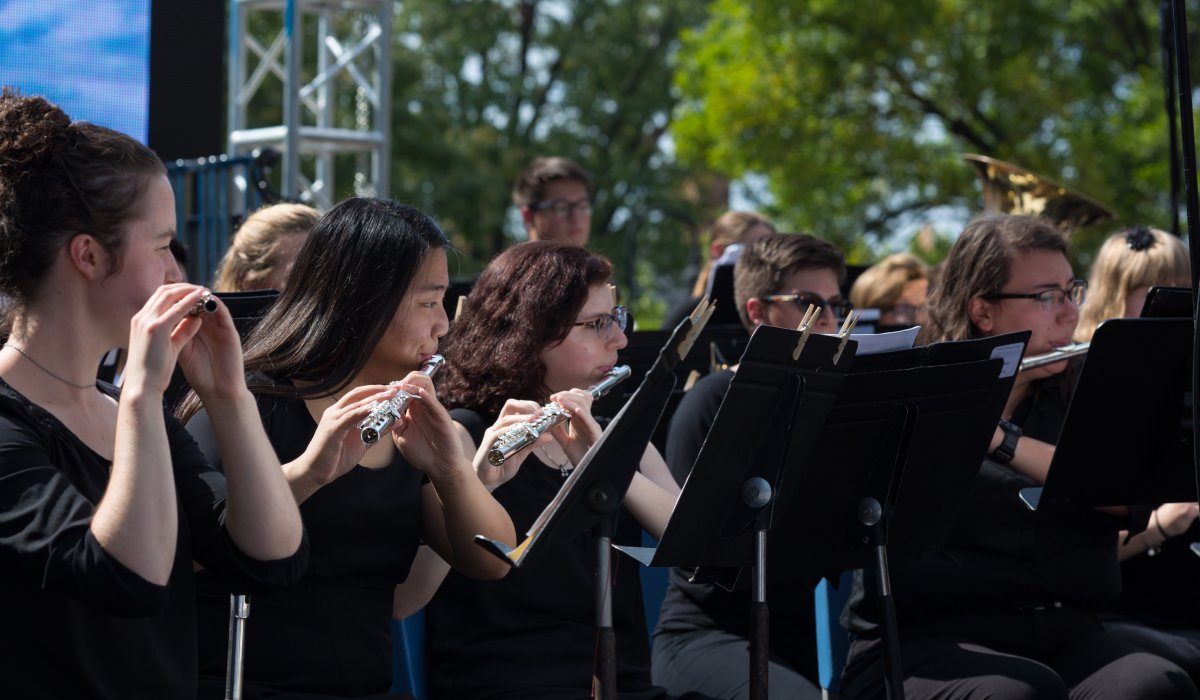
[426,241,714,700]
[839,213,1197,700]
[0,90,307,698]
[180,197,521,699]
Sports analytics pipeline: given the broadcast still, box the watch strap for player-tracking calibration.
[990,419,1021,465]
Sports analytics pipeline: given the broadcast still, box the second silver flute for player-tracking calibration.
[358,354,446,445]
[487,365,632,466]
[1018,342,1089,371]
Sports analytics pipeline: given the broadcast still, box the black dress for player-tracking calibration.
[422,408,688,700]
[0,378,307,700]
[188,376,424,698]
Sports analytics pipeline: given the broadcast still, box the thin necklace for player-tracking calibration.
[537,444,574,478]
[3,343,95,390]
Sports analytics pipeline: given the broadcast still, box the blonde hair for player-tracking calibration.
[849,253,928,311]
[213,203,319,292]
[692,210,776,297]
[1074,227,1190,342]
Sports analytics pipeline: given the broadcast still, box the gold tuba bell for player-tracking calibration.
[962,154,1115,232]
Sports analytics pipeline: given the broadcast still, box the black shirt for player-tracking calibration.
[0,379,307,699]
[188,377,423,697]
[423,408,665,700]
[845,375,1121,632]
[655,369,819,681]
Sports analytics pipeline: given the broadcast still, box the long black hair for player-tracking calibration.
[178,197,449,420]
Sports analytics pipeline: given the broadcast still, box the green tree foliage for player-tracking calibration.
[673,0,1198,264]
[389,0,714,324]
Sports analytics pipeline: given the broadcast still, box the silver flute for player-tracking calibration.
[358,354,446,445]
[1018,342,1089,371]
[487,365,632,466]
[188,291,219,317]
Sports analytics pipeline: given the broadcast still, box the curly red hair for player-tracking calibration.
[437,241,613,415]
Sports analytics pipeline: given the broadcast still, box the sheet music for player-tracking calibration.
[837,326,920,355]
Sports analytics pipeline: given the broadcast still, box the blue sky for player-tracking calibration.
[0,0,150,142]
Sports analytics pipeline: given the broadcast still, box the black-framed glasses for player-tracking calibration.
[531,198,593,219]
[761,292,854,319]
[573,305,628,340]
[983,279,1088,309]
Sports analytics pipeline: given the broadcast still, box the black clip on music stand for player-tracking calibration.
[1020,318,1196,542]
[616,323,860,700]
[475,300,715,700]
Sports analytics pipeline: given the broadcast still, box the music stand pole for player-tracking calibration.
[224,593,250,700]
[860,498,904,700]
[746,478,774,700]
[591,485,621,700]
[1168,0,1200,507]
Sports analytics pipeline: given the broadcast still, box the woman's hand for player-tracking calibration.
[392,373,470,481]
[122,284,211,396]
[284,384,402,497]
[547,388,603,466]
[472,399,549,491]
[169,287,249,403]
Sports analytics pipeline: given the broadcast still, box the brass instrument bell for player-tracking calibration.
[962,154,1115,232]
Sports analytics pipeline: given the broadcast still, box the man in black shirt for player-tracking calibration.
[652,232,848,700]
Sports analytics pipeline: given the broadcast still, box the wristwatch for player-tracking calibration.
[990,419,1021,465]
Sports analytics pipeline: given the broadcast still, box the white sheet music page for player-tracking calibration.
[839,326,921,355]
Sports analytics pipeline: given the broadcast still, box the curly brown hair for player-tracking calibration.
[0,88,164,307]
[437,241,612,415]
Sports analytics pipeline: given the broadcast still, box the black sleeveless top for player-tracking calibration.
[423,408,665,700]
[189,376,423,697]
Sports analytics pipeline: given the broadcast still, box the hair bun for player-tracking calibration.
[0,89,73,182]
[1125,226,1156,252]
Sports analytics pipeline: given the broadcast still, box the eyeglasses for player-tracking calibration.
[761,292,854,320]
[882,303,923,325]
[531,198,593,219]
[983,279,1088,309]
[573,306,628,340]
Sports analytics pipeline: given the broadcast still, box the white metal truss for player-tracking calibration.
[227,0,391,208]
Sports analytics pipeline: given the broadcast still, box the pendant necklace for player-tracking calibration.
[537,444,574,478]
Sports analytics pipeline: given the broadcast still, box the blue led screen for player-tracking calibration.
[0,0,151,143]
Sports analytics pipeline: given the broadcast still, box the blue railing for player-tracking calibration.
[165,150,279,285]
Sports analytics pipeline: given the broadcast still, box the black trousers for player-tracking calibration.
[839,606,1199,700]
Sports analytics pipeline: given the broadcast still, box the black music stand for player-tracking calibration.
[618,323,859,700]
[624,330,1028,700]
[1021,317,1194,512]
[1141,285,1192,319]
[217,289,279,337]
[475,302,713,700]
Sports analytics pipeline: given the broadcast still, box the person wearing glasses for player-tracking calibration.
[848,252,930,330]
[513,156,594,246]
[653,232,847,700]
[838,214,1197,699]
[425,241,706,700]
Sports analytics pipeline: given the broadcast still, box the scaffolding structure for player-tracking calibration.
[227,0,391,208]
